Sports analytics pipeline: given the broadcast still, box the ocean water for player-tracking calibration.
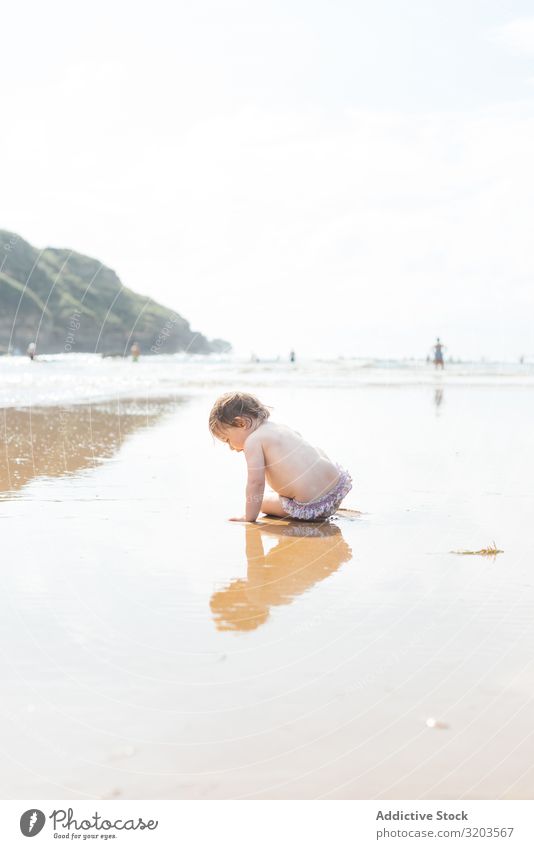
[1,353,534,408]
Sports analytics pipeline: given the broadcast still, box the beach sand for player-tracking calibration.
[1,384,533,799]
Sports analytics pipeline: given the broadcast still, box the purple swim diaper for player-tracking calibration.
[279,465,353,521]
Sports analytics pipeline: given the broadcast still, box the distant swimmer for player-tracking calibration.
[433,337,445,370]
[130,342,141,362]
[27,341,36,361]
[289,349,296,363]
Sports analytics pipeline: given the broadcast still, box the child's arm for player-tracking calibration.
[244,438,265,522]
[229,437,265,522]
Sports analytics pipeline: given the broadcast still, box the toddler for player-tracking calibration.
[209,392,352,522]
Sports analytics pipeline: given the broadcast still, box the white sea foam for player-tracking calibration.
[1,353,533,408]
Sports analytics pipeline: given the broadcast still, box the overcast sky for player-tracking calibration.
[2,0,534,359]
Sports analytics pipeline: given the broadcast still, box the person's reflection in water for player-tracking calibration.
[434,387,444,414]
[210,520,352,632]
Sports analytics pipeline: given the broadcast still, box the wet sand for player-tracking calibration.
[1,386,533,799]
[0,399,180,496]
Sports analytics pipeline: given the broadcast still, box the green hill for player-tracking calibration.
[0,230,230,355]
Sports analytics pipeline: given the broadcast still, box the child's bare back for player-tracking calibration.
[245,421,340,502]
[209,392,352,523]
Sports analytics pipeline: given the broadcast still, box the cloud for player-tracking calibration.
[487,17,534,54]
[4,94,534,358]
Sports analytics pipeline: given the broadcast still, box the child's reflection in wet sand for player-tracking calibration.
[210,520,353,632]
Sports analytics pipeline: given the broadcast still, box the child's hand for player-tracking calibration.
[229,516,251,522]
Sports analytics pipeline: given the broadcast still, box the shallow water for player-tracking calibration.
[1,352,534,409]
[0,399,179,496]
[1,383,533,799]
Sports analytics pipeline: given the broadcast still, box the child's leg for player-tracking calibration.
[261,493,290,518]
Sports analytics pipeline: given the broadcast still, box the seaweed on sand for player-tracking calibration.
[451,542,503,557]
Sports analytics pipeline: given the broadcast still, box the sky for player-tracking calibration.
[2,0,534,360]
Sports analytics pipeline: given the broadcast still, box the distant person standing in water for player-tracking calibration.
[289,349,296,363]
[27,341,36,361]
[130,342,140,362]
[433,337,445,370]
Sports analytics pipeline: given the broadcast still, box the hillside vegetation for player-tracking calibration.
[0,230,230,355]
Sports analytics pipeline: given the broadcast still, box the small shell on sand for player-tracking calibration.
[109,745,136,761]
[426,717,449,729]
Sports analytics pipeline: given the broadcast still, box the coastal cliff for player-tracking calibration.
[0,230,230,355]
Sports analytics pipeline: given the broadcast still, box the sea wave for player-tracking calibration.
[1,353,533,408]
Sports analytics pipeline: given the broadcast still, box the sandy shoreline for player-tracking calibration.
[1,386,533,799]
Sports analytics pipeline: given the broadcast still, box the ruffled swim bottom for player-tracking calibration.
[279,465,353,521]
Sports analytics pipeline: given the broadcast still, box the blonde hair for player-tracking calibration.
[209,392,270,437]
